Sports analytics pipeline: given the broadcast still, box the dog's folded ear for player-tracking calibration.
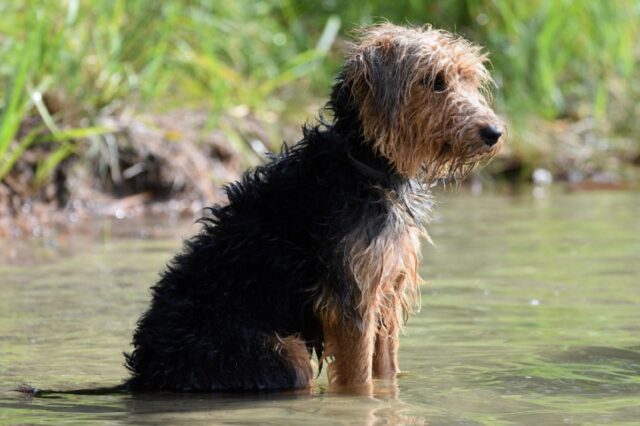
[345,41,412,128]
[354,44,404,123]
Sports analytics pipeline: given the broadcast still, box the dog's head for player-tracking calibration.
[331,24,505,181]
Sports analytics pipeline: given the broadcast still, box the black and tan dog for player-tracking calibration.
[125,24,504,393]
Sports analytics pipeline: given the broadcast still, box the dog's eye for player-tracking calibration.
[432,74,447,92]
[422,73,448,93]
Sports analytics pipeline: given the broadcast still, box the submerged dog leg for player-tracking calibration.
[373,321,399,379]
[322,309,376,394]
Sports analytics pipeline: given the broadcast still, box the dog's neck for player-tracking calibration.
[326,105,433,228]
[333,115,406,190]
[345,139,405,189]
[327,81,406,190]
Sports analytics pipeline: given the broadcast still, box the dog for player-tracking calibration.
[125,24,504,393]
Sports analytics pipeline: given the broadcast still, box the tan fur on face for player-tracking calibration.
[343,24,505,180]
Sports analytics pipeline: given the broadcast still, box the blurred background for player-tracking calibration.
[1,0,639,232]
[2,4,640,423]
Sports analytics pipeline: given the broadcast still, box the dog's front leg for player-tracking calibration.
[373,320,399,379]
[322,309,376,394]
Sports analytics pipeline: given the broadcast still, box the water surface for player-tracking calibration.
[1,189,639,425]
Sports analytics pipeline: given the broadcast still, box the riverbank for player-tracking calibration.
[2,3,638,238]
[1,107,638,239]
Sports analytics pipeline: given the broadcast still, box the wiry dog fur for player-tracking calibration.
[125,24,504,393]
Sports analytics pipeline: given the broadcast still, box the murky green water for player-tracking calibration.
[1,189,639,425]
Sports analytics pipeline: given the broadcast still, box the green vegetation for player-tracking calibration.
[0,0,638,194]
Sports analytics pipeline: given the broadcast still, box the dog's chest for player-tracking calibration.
[346,187,428,306]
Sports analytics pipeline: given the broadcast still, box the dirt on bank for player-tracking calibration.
[1,110,638,239]
[0,109,249,238]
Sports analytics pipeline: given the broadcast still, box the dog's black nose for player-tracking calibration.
[479,125,502,147]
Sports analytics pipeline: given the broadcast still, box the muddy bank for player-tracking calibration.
[0,109,249,238]
[485,116,640,188]
[1,110,638,239]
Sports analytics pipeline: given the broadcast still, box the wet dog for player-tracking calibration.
[125,24,504,393]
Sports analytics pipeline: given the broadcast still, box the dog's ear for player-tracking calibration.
[346,42,410,126]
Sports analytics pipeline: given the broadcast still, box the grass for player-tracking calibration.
[0,14,110,184]
[0,0,638,191]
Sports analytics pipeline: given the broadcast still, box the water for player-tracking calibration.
[1,189,639,425]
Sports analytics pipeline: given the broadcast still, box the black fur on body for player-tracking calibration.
[124,71,431,392]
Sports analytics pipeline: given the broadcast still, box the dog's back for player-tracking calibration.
[124,126,415,391]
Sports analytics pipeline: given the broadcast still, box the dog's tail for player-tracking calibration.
[14,383,128,397]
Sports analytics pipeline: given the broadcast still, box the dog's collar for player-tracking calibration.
[346,149,406,190]
[347,151,389,182]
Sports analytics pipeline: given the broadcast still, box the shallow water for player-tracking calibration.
[1,189,639,425]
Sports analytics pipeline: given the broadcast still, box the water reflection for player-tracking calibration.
[1,190,639,424]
